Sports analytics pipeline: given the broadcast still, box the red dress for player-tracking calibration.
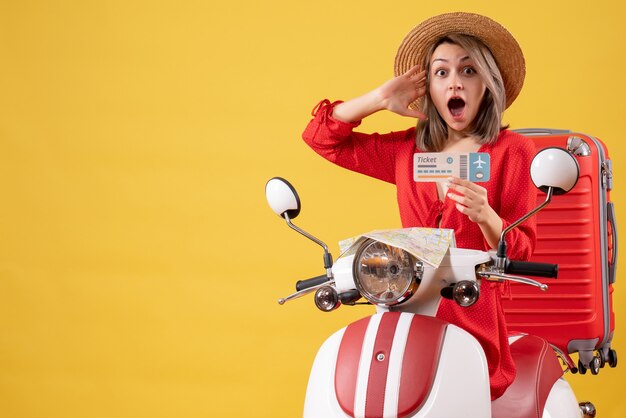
[303,99,538,399]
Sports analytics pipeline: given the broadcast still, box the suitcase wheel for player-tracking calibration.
[598,352,606,368]
[599,347,618,368]
[589,355,601,375]
[575,350,616,375]
[577,356,602,375]
[608,348,618,368]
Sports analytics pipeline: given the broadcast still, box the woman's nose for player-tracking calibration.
[448,75,463,90]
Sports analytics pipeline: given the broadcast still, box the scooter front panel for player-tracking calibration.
[304,313,492,418]
[334,312,448,418]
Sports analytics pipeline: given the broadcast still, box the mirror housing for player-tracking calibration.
[530,147,579,195]
[265,177,301,219]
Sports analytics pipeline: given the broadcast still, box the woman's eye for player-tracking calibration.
[434,69,447,76]
[462,67,476,75]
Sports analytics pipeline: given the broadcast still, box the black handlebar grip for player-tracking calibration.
[296,274,330,291]
[505,260,558,278]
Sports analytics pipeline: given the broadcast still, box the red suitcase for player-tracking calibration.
[502,129,618,374]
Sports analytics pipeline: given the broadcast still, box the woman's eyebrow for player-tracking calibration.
[432,55,471,64]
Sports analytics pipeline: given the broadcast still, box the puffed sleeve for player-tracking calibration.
[302,99,411,184]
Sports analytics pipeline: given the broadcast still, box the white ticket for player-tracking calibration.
[414,152,490,182]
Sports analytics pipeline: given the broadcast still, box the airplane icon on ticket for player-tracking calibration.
[473,155,487,169]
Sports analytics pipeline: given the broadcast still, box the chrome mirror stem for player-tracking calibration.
[496,186,554,264]
[284,213,333,278]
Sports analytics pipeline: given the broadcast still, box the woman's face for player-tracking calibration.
[428,42,487,134]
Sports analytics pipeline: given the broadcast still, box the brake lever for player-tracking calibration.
[278,280,336,305]
[478,271,548,291]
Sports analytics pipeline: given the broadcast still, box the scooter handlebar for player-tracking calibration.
[505,260,558,278]
[296,274,331,291]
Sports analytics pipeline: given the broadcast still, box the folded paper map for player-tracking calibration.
[338,227,456,267]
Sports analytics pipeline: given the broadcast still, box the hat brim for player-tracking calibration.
[394,12,525,109]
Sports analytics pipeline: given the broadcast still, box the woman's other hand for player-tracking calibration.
[446,176,503,248]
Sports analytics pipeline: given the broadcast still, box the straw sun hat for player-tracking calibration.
[394,12,525,109]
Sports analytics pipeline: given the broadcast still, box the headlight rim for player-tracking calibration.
[352,238,422,307]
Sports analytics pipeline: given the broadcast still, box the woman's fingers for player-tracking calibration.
[447,176,478,191]
[379,66,428,119]
[446,177,490,222]
[446,191,464,204]
[403,64,424,77]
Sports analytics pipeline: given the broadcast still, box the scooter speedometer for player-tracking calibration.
[353,239,423,306]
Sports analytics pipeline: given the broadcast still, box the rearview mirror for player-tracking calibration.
[530,147,579,195]
[265,177,301,219]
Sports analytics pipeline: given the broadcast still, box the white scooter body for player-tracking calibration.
[303,249,582,418]
[304,314,492,417]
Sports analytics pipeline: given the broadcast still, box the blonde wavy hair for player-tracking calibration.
[415,33,507,152]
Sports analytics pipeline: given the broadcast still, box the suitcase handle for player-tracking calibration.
[514,128,572,136]
[608,201,618,284]
[505,260,558,278]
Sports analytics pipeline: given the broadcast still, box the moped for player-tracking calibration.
[266,147,596,418]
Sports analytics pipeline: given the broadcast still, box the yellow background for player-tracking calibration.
[0,1,624,417]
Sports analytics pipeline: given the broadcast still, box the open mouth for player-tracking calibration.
[448,97,466,117]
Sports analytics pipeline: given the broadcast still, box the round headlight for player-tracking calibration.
[353,239,422,306]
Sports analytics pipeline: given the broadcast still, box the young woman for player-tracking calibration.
[302,12,536,400]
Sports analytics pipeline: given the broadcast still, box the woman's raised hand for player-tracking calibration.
[331,64,428,123]
[377,64,428,119]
